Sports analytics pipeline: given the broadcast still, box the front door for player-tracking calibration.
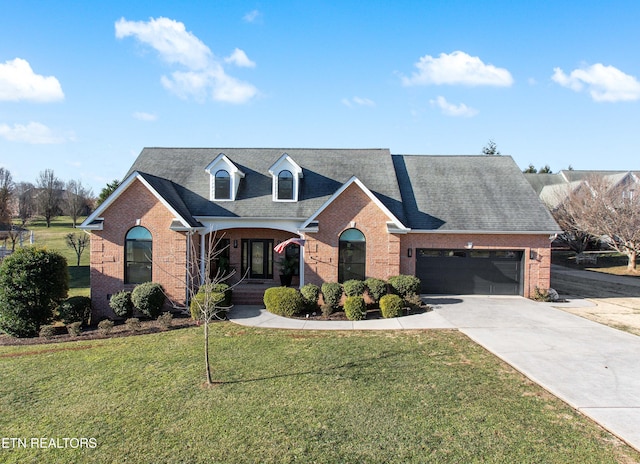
[242,239,274,279]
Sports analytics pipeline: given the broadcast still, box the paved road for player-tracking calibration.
[229,296,640,451]
[551,264,640,298]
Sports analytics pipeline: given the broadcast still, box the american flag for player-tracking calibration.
[274,238,306,254]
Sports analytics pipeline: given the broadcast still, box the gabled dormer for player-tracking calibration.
[268,153,303,202]
[205,154,245,201]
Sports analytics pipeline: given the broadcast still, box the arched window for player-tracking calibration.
[125,226,152,284]
[338,228,365,282]
[215,170,231,200]
[278,170,294,200]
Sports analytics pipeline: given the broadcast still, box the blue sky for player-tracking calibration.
[1,1,640,193]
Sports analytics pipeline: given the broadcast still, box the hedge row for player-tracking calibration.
[109,282,167,319]
[264,275,422,321]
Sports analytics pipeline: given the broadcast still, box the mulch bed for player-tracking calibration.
[0,314,198,347]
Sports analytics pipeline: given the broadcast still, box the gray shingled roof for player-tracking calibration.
[393,155,560,231]
[124,148,559,233]
[127,148,406,223]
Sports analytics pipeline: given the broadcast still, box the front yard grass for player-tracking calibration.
[1,324,638,463]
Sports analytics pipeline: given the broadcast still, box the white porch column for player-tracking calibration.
[199,232,206,285]
[298,240,305,287]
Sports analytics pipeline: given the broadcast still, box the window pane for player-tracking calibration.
[339,228,365,282]
[215,170,231,199]
[278,170,293,200]
[125,227,152,284]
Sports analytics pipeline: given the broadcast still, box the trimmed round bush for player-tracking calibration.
[131,282,166,318]
[388,275,421,298]
[263,287,304,317]
[380,294,403,318]
[343,279,366,297]
[39,324,56,339]
[66,321,82,337]
[344,296,366,321]
[198,283,232,307]
[365,278,387,303]
[300,283,320,310]
[321,282,343,310]
[190,292,226,321]
[58,296,92,325]
[0,246,68,337]
[125,317,142,332]
[109,291,133,318]
[97,319,114,335]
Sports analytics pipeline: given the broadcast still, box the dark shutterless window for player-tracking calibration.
[278,170,294,200]
[125,226,152,284]
[215,170,231,199]
[338,228,366,282]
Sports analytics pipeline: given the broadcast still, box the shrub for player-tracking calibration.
[263,287,304,317]
[403,293,424,309]
[66,321,82,337]
[321,282,343,310]
[198,283,232,307]
[0,247,68,337]
[343,280,366,297]
[125,317,142,332]
[190,292,225,321]
[300,283,320,310]
[97,319,114,335]
[344,296,366,321]
[58,296,92,325]
[365,278,387,303]
[532,287,559,302]
[39,324,56,339]
[131,282,166,318]
[157,312,173,328]
[109,291,133,318]
[380,294,403,318]
[321,303,333,318]
[388,275,421,298]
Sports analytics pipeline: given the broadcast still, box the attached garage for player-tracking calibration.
[416,249,523,295]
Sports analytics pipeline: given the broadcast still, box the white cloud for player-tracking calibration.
[224,48,256,68]
[552,63,640,102]
[0,58,64,102]
[0,122,72,144]
[342,96,376,108]
[402,51,513,87]
[133,111,157,121]
[115,17,258,103]
[243,10,261,23]
[430,96,478,117]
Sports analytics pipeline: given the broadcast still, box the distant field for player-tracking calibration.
[13,216,90,297]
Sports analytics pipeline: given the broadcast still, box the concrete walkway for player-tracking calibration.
[228,296,640,451]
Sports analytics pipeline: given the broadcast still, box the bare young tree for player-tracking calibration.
[36,169,64,227]
[65,180,94,227]
[154,231,247,386]
[559,175,640,271]
[0,167,14,226]
[15,182,35,226]
[65,232,90,266]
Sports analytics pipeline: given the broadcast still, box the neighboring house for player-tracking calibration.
[525,170,640,209]
[81,148,560,320]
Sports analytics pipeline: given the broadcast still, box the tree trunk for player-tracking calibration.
[627,250,637,272]
[204,321,213,385]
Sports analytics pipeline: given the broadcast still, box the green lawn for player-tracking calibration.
[15,216,90,297]
[0,324,637,463]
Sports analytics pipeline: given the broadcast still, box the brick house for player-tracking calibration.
[81,148,560,319]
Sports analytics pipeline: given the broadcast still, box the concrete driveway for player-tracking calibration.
[230,296,640,451]
[429,295,640,453]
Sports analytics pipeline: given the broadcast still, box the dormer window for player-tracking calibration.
[205,154,245,201]
[278,170,294,200]
[215,170,231,200]
[269,153,303,202]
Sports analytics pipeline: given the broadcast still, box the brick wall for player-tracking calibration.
[303,183,401,286]
[90,179,188,320]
